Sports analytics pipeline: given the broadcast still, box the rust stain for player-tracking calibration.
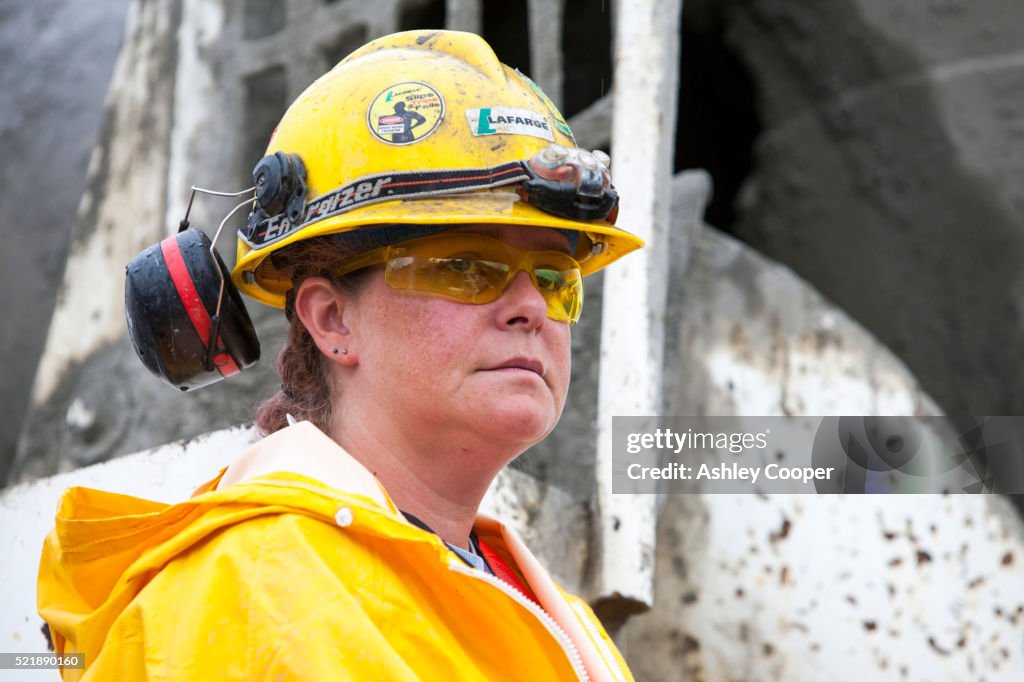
[770,517,792,543]
[927,636,950,656]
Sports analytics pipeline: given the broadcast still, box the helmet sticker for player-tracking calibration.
[465,107,555,142]
[516,70,576,144]
[367,82,444,145]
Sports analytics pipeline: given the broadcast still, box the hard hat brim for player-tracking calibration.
[234,189,644,309]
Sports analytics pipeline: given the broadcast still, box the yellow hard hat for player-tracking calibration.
[233,30,643,308]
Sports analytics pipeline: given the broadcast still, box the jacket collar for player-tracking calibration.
[214,421,395,512]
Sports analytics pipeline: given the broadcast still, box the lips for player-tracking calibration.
[486,356,545,377]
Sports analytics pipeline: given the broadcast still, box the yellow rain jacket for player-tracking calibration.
[38,422,634,681]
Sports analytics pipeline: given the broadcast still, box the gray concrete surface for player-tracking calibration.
[620,214,1024,681]
[719,0,1024,419]
[0,0,133,480]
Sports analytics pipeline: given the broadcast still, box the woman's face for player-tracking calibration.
[342,224,573,456]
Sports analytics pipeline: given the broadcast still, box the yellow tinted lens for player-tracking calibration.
[534,268,564,292]
[386,238,512,303]
[423,256,509,302]
[383,233,584,323]
[533,266,582,324]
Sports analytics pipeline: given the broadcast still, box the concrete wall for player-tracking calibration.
[0,0,133,481]
[620,187,1024,679]
[717,0,1024,420]
[627,489,1024,681]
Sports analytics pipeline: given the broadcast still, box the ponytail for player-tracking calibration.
[254,312,332,434]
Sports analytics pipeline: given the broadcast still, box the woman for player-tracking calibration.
[39,30,641,680]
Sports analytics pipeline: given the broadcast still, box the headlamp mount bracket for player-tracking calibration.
[246,152,308,239]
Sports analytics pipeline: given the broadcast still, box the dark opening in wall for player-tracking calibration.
[243,0,287,40]
[399,0,446,31]
[561,0,613,117]
[241,64,288,183]
[674,3,761,232]
[482,0,531,75]
[322,25,368,70]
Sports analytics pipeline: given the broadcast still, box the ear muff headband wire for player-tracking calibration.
[176,185,256,370]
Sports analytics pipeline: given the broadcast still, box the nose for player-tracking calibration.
[494,270,548,331]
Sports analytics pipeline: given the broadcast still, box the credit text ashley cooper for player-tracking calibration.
[624,428,835,484]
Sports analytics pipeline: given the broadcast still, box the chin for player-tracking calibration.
[477,399,560,447]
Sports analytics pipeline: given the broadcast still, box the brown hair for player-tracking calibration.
[253,236,369,435]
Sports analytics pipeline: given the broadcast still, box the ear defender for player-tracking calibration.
[124,155,309,390]
[125,228,260,391]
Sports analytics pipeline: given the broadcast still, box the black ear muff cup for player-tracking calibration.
[125,228,260,391]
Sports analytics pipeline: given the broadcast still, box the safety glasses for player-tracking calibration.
[332,232,584,324]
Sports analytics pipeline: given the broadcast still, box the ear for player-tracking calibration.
[293,277,357,365]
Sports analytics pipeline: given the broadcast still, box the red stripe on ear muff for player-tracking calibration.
[160,236,242,378]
